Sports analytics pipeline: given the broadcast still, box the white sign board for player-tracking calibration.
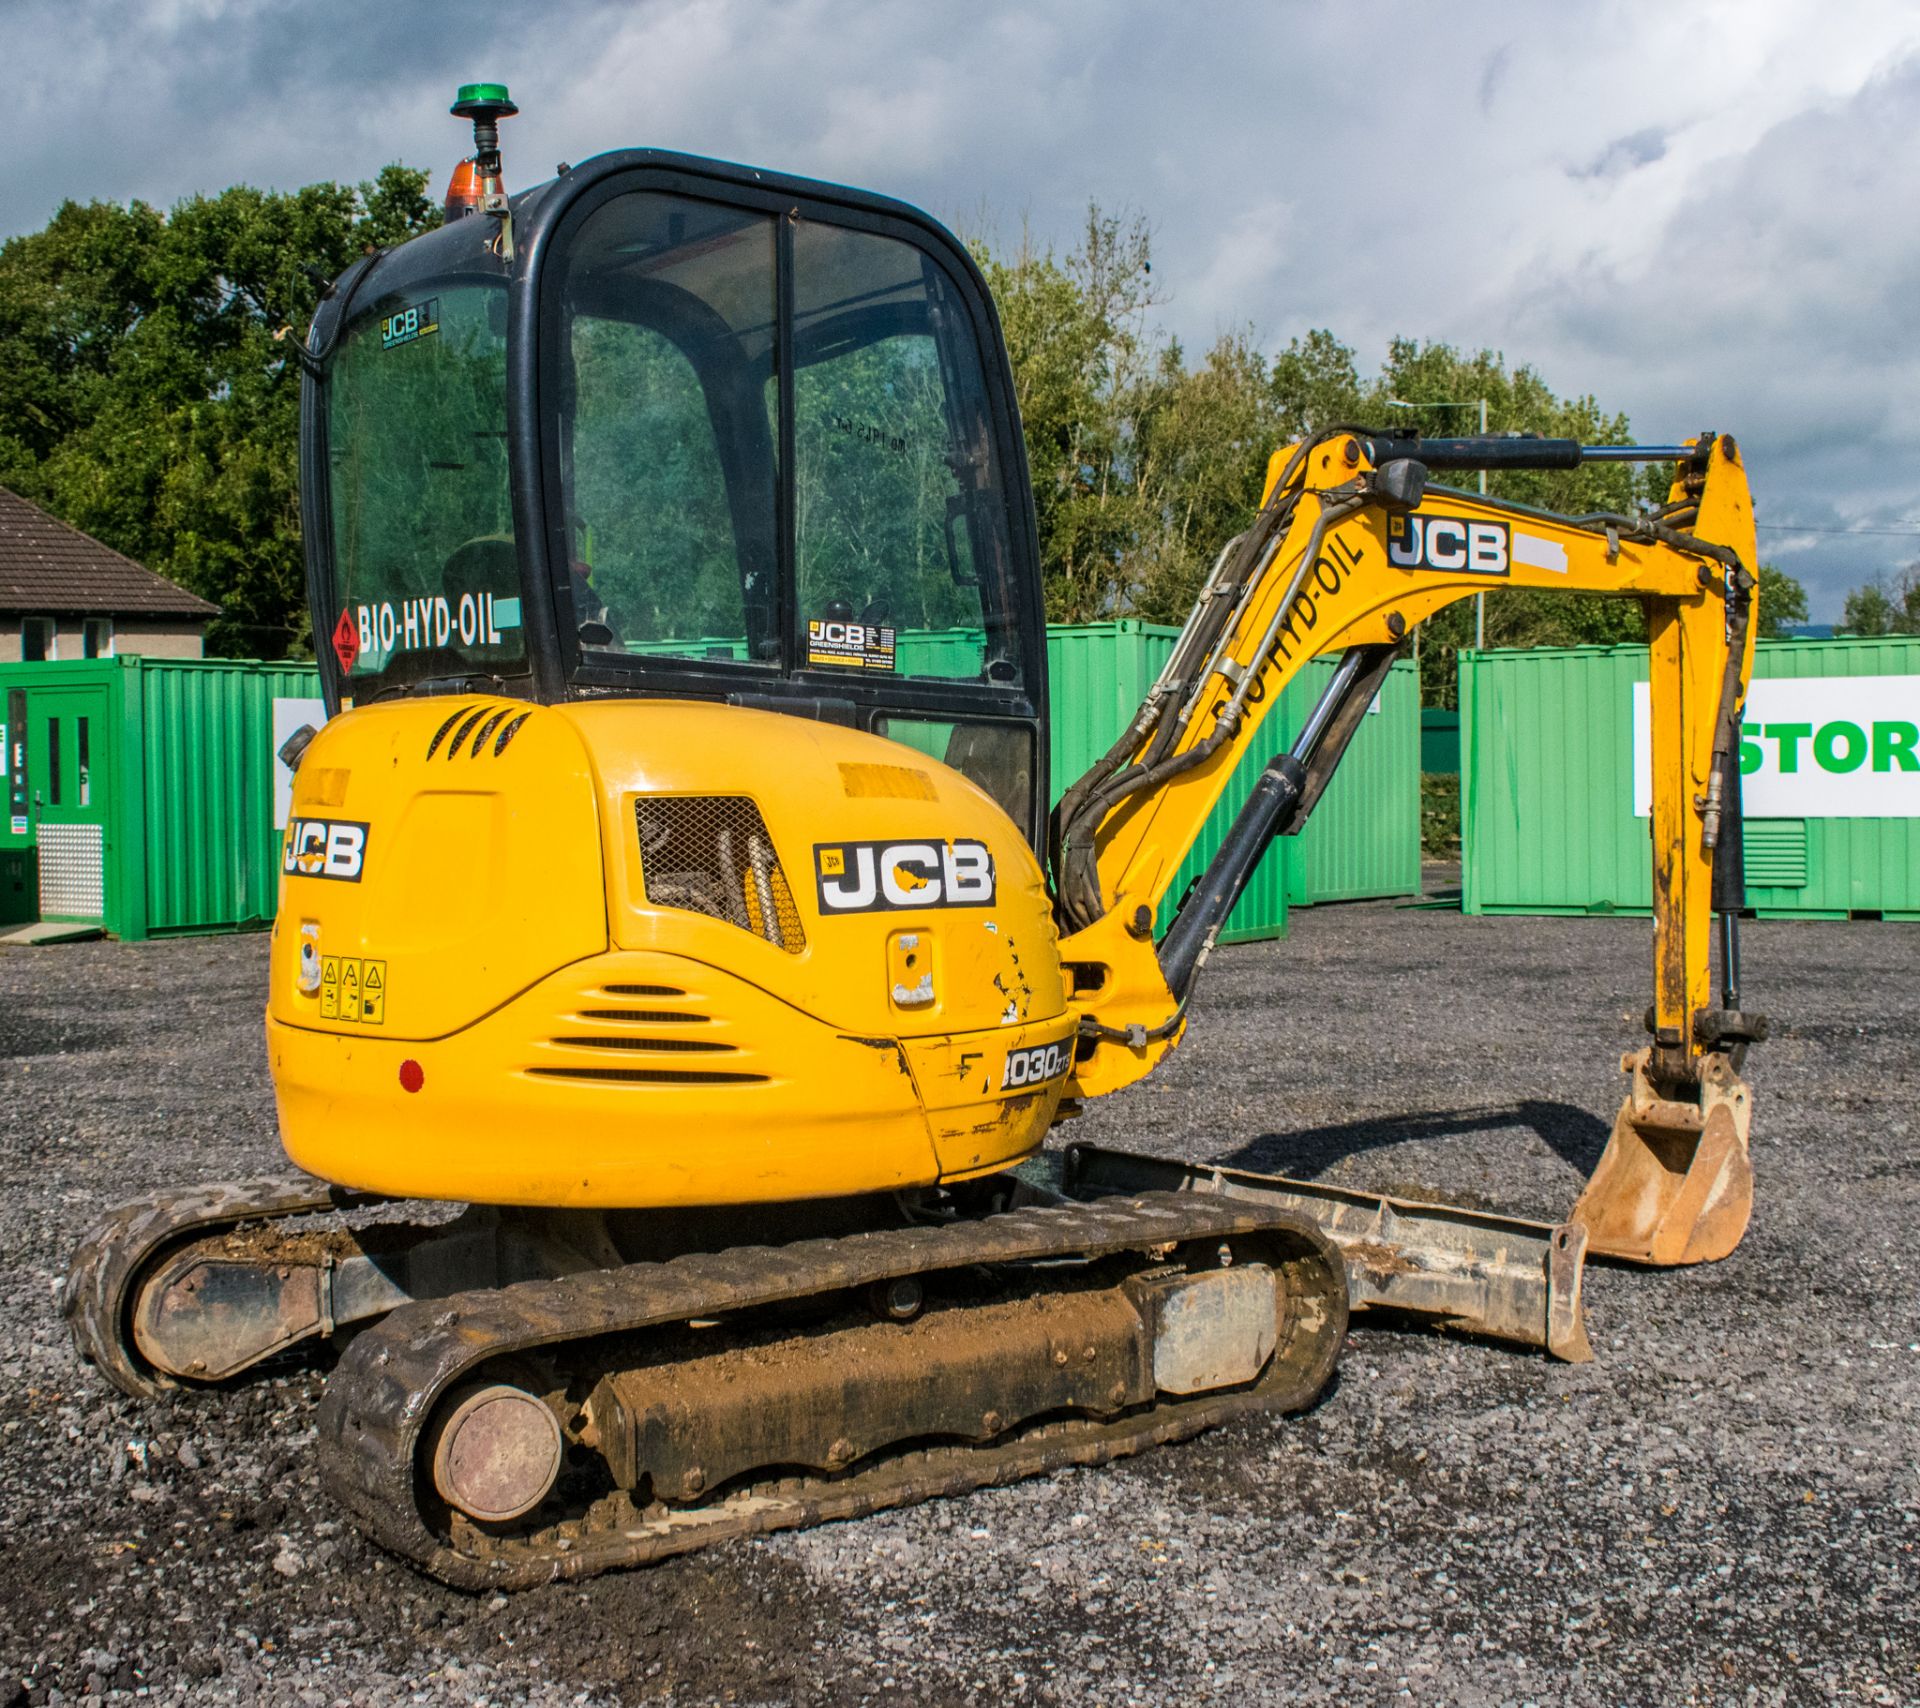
[1634,675,1920,818]
[271,698,328,830]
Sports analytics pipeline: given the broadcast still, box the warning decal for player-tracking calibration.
[320,956,388,1026]
[332,608,361,673]
[361,960,386,1024]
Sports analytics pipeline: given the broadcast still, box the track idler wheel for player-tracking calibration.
[430,1382,567,1524]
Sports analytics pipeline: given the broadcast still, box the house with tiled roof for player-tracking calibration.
[0,486,216,662]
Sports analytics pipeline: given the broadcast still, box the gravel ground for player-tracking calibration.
[2,902,1916,1706]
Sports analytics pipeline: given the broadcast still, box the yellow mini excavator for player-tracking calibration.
[66,87,1765,1590]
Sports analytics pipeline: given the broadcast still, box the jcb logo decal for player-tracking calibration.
[380,299,439,350]
[284,818,369,882]
[1002,1040,1071,1090]
[814,839,995,912]
[1388,515,1510,576]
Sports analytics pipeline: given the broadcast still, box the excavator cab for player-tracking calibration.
[302,150,1049,846]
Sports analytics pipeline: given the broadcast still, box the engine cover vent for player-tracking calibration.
[633,796,806,952]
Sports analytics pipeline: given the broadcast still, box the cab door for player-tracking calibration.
[28,683,112,923]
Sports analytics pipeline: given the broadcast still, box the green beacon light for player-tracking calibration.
[446,82,519,225]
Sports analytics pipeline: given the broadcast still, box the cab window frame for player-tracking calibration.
[529,166,1045,735]
[783,223,1019,689]
[303,241,542,711]
[534,169,795,703]
[554,198,785,671]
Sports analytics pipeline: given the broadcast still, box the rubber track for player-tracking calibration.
[316,1191,1347,1590]
[63,1176,381,1399]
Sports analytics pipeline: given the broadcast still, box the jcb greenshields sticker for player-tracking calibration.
[807,618,896,671]
[380,299,439,351]
[1634,676,1920,817]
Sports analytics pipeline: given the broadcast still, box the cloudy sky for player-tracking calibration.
[10,0,1919,617]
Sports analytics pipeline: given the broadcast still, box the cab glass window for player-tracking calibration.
[789,223,1019,684]
[325,283,523,692]
[874,716,1034,827]
[557,195,779,666]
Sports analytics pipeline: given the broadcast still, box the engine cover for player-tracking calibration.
[268,697,1073,1207]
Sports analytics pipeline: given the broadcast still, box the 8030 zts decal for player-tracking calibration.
[1001,1039,1072,1090]
[814,839,995,912]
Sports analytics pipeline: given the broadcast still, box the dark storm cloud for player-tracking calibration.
[10,0,500,229]
[7,0,1920,618]
[1507,48,1920,614]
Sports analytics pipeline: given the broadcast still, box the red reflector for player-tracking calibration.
[399,1060,425,1093]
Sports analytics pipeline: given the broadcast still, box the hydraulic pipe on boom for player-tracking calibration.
[1052,428,1766,1268]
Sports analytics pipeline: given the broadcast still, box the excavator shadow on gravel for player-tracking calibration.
[66,85,1765,1590]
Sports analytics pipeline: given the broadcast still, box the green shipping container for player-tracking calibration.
[0,656,323,941]
[1421,709,1461,775]
[1461,637,1920,920]
[1043,622,1420,941]
[0,632,1418,946]
[1284,653,1421,906]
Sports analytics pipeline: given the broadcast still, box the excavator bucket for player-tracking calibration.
[1570,1048,1753,1266]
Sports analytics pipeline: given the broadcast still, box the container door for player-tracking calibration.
[27,683,112,923]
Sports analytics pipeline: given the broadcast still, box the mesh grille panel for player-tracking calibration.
[633,796,806,952]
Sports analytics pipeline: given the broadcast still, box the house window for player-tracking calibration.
[21,617,53,662]
[82,618,113,659]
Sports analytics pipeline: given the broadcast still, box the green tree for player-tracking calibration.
[1125,330,1288,622]
[973,208,1164,622]
[1360,338,1651,706]
[0,167,438,657]
[1268,328,1367,438]
[971,214,1708,706]
[1753,562,1808,639]
[976,247,1682,706]
[1840,565,1920,634]
[976,212,1297,627]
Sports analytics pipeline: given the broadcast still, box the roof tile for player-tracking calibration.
[0,486,219,618]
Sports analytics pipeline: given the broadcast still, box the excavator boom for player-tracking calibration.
[1054,428,1763,1265]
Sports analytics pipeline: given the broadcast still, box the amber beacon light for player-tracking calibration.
[444,82,518,221]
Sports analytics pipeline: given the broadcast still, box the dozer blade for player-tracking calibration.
[1570,1047,1753,1266]
[1058,1143,1592,1363]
